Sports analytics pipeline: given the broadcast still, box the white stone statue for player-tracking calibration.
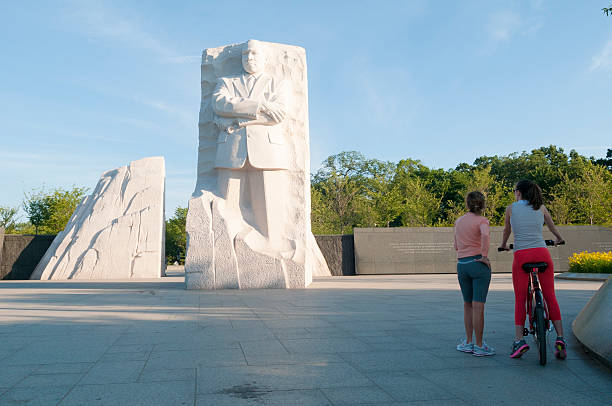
[213,40,291,244]
[185,39,330,289]
[31,157,166,280]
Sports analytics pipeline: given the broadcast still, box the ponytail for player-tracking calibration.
[515,179,543,210]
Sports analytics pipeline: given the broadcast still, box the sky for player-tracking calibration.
[1,0,611,220]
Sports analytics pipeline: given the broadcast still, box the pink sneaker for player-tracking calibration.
[555,337,567,359]
[510,339,530,358]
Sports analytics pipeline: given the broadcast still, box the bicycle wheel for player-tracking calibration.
[535,306,547,366]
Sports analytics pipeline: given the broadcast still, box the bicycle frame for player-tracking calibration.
[524,269,549,337]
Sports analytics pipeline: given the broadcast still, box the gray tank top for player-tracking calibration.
[510,200,546,251]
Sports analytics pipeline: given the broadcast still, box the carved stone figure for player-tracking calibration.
[213,40,291,244]
[185,39,330,289]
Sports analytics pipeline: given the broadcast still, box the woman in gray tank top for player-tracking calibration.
[499,180,567,360]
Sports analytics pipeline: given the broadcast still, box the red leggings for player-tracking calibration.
[512,247,562,325]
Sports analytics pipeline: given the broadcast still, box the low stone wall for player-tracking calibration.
[0,235,56,280]
[3,227,609,279]
[314,235,355,276]
[0,227,4,266]
[354,226,612,275]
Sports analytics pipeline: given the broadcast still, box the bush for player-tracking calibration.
[568,251,612,274]
[166,207,187,265]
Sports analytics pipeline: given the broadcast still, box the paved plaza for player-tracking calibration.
[0,273,610,405]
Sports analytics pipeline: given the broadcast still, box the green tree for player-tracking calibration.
[571,161,612,225]
[44,187,88,233]
[0,206,19,233]
[547,175,576,225]
[23,191,51,235]
[165,207,188,264]
[401,177,441,226]
[604,6,612,16]
[23,187,87,234]
[593,148,612,171]
[310,187,340,234]
[309,147,612,233]
[311,151,371,233]
[361,159,403,227]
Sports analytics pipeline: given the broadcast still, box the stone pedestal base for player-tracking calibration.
[185,192,327,289]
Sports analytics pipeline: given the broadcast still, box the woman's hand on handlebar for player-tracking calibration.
[554,238,565,246]
[498,244,509,252]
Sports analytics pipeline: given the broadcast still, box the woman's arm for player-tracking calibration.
[499,204,512,249]
[541,205,564,245]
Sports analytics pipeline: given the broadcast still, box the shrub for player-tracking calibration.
[568,251,612,274]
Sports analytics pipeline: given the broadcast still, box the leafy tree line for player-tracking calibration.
[1,187,87,235]
[311,146,612,234]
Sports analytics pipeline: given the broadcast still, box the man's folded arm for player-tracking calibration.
[213,79,259,119]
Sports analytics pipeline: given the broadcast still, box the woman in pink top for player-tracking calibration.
[454,191,495,356]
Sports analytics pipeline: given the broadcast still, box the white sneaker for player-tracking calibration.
[473,341,496,356]
[456,339,474,353]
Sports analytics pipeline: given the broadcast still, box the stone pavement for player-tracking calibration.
[0,274,610,405]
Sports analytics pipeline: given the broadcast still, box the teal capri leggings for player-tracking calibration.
[457,255,491,303]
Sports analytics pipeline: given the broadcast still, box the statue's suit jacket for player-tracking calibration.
[212,73,290,170]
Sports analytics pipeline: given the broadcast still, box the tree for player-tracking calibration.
[23,187,87,234]
[547,175,576,225]
[571,161,612,225]
[593,148,612,171]
[43,187,88,233]
[361,159,403,227]
[309,147,612,233]
[0,206,19,233]
[397,176,442,226]
[604,6,612,16]
[311,151,371,233]
[23,191,51,235]
[165,207,188,264]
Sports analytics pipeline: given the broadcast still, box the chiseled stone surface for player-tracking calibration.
[185,39,329,289]
[573,275,612,367]
[0,274,609,405]
[31,157,166,280]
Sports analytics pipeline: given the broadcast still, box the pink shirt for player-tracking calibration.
[454,212,490,258]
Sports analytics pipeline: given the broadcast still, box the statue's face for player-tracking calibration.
[242,42,265,74]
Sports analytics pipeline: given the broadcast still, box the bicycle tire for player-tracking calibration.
[535,306,547,366]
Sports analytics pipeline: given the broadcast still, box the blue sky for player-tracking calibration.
[1,1,611,220]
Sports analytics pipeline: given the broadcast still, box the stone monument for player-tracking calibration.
[31,157,166,280]
[185,39,330,289]
[573,275,612,367]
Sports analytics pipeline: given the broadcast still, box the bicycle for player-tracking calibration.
[498,239,565,366]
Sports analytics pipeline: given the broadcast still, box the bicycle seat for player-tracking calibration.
[522,262,548,273]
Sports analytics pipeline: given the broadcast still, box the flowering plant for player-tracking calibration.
[568,251,612,274]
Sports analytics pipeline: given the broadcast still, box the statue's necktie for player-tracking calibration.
[246,76,255,93]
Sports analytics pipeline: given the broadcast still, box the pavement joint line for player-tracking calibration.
[56,325,126,405]
[193,367,197,406]
[0,361,44,400]
[317,388,336,406]
[332,351,397,402]
[237,342,249,366]
[135,343,155,383]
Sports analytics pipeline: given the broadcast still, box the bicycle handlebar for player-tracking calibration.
[497,240,565,252]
